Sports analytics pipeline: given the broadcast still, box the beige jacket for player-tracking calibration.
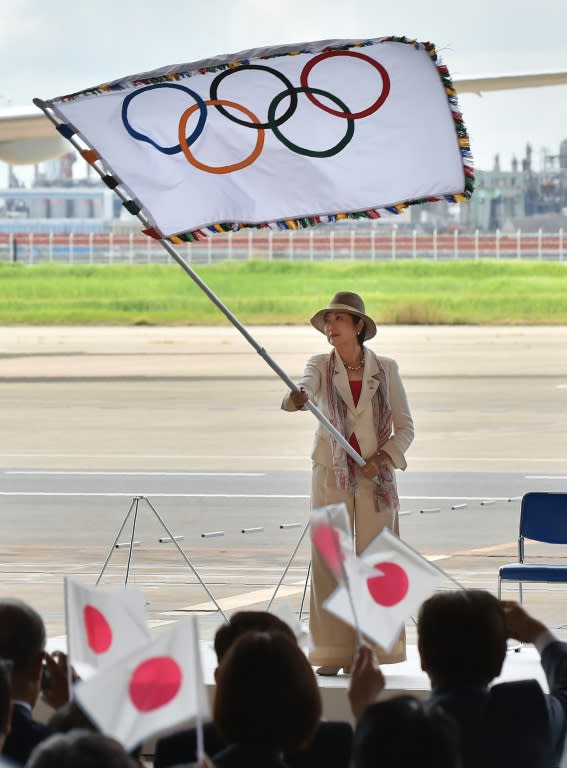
[282,351,414,470]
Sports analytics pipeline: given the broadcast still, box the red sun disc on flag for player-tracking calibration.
[83,604,112,654]
[366,561,409,606]
[129,656,183,712]
[312,523,344,573]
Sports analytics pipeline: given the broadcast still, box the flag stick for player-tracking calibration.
[160,237,366,466]
[379,533,465,590]
[192,616,207,763]
[322,507,364,646]
[32,97,367,469]
[196,712,205,763]
[335,546,364,648]
[63,577,74,700]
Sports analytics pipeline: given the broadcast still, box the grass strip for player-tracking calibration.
[0,260,565,325]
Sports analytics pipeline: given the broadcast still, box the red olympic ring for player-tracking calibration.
[178,99,265,174]
[300,50,390,120]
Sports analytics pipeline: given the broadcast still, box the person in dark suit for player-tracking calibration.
[0,599,49,765]
[154,611,353,768]
[352,695,461,768]
[0,660,14,757]
[418,590,567,768]
[348,591,567,768]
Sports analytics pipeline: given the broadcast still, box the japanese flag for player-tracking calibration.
[65,577,149,674]
[323,528,445,651]
[75,617,209,751]
[310,503,354,583]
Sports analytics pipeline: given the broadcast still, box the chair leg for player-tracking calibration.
[514,581,524,652]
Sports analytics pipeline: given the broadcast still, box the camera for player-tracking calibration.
[40,660,52,692]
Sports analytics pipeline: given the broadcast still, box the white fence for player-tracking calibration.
[0,227,565,265]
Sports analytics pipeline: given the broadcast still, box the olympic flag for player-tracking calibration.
[38,36,473,240]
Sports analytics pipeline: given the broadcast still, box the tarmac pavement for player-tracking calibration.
[0,324,566,642]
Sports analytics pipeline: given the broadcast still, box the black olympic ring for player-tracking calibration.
[209,64,299,130]
[122,83,208,155]
[300,50,390,119]
[267,86,354,158]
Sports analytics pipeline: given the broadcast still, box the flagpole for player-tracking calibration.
[63,577,74,701]
[323,507,364,646]
[191,616,207,764]
[383,532,466,591]
[337,555,364,647]
[33,97,366,469]
[159,238,366,467]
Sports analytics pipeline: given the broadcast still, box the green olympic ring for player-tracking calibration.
[267,86,355,158]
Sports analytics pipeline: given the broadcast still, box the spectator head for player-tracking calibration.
[214,630,321,753]
[0,599,46,704]
[214,610,296,663]
[27,730,139,768]
[353,696,461,768]
[0,659,13,751]
[418,590,507,687]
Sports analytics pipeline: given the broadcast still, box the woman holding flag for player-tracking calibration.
[283,292,414,675]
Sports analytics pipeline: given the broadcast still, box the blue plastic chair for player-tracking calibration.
[498,492,567,603]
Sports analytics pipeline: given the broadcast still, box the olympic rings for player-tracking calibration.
[300,50,390,119]
[209,64,298,130]
[122,83,207,155]
[121,50,391,173]
[267,86,354,158]
[178,99,265,174]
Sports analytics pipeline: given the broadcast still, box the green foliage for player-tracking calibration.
[0,260,565,325]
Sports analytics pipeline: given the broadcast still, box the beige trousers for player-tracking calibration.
[308,462,406,667]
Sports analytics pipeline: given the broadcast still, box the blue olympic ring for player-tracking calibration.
[122,83,208,155]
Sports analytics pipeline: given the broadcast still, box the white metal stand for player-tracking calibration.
[95,495,228,622]
[266,520,311,622]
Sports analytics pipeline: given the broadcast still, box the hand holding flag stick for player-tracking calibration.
[348,644,386,722]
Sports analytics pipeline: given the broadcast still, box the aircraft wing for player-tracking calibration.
[453,71,567,94]
[0,106,68,164]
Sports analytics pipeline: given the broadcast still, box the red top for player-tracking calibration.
[348,380,362,453]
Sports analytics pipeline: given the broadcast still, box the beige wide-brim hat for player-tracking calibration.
[310,291,377,340]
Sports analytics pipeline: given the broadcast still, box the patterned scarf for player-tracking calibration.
[326,348,400,514]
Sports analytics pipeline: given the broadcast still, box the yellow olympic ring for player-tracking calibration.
[178,99,265,174]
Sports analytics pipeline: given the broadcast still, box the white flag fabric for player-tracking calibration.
[41,36,473,240]
[323,528,445,651]
[75,617,210,751]
[65,577,150,673]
